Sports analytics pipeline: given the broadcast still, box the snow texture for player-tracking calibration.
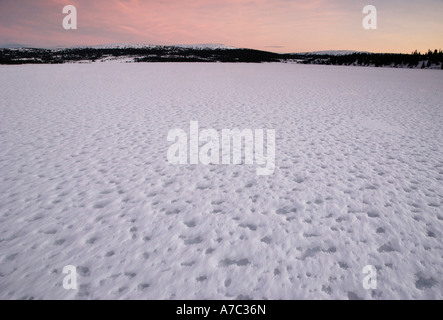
[0,63,442,300]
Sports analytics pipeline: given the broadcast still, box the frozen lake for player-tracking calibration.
[0,63,442,299]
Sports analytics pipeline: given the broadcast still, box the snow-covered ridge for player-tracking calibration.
[173,44,237,50]
[297,50,372,56]
[81,43,237,50]
[0,43,238,51]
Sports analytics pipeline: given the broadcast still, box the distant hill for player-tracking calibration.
[0,45,442,69]
[0,46,283,64]
[296,50,371,56]
[297,50,443,69]
[85,43,236,50]
[0,43,27,49]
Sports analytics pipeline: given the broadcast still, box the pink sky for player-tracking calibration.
[1,0,442,53]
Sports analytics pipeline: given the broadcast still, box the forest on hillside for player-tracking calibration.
[1,46,442,69]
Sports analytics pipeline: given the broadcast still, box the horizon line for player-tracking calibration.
[2,43,442,55]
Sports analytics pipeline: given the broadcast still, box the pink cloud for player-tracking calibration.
[0,0,442,53]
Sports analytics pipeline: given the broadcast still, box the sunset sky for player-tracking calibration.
[0,0,442,53]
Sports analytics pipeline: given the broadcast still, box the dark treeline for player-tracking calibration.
[299,49,443,68]
[0,47,284,64]
[1,46,442,69]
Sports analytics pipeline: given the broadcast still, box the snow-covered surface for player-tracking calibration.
[0,63,442,300]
